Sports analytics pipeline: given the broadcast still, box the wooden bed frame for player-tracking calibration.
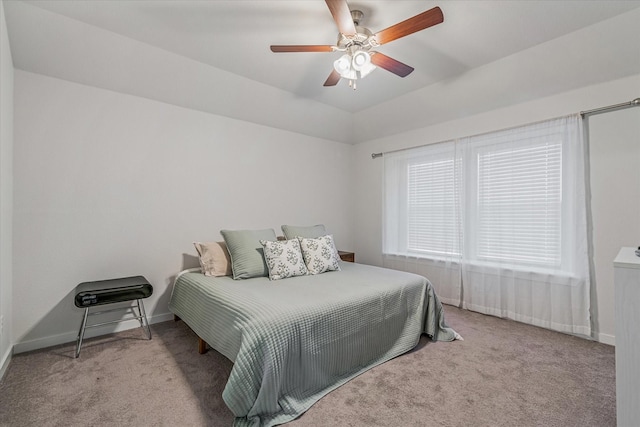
[174,314,209,354]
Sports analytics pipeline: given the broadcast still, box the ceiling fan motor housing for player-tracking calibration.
[336,27,375,51]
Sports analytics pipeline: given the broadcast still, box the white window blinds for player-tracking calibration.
[407,157,460,256]
[474,138,563,267]
[383,143,461,258]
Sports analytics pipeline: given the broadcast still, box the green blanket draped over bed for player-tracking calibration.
[169,262,458,426]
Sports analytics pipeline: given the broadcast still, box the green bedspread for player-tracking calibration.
[169,261,458,426]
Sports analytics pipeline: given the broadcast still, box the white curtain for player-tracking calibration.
[383,115,591,335]
[383,141,463,306]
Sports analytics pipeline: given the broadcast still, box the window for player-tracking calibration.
[407,155,460,257]
[383,115,590,335]
[471,136,563,268]
[383,142,461,260]
[384,117,579,273]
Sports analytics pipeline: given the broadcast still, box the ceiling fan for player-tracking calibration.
[270,0,444,89]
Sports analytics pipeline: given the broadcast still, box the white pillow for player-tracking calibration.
[298,235,341,275]
[259,239,308,280]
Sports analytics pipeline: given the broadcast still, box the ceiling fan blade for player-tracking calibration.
[270,45,335,53]
[323,70,341,86]
[374,6,444,45]
[370,52,414,77]
[325,0,356,36]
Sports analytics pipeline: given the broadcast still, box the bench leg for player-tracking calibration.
[75,307,89,358]
[132,300,145,328]
[137,299,152,340]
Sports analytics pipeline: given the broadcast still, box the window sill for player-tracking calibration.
[383,253,580,283]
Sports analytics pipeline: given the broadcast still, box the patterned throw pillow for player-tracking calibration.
[259,239,309,280]
[298,235,341,275]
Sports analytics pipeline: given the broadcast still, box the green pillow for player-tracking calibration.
[220,228,277,279]
[281,224,327,240]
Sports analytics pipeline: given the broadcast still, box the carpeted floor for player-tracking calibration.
[0,306,615,427]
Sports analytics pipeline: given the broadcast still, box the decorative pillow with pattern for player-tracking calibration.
[298,235,341,275]
[259,239,309,280]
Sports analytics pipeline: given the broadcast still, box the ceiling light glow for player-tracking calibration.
[333,48,376,89]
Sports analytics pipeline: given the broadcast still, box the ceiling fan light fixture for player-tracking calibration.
[351,50,371,71]
[334,54,358,80]
[357,60,376,79]
[343,68,358,81]
[333,54,351,75]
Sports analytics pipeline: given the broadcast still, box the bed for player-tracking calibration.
[169,260,459,426]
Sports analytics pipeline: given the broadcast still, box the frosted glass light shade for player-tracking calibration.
[333,54,351,75]
[358,61,376,78]
[352,51,371,71]
[333,50,376,82]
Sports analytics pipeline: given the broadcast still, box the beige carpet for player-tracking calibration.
[0,307,615,427]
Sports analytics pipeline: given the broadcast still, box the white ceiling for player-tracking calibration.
[6,0,640,114]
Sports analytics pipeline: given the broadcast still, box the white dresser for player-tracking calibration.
[614,247,640,427]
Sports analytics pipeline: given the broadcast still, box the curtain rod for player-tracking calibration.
[371,97,640,159]
[580,97,640,117]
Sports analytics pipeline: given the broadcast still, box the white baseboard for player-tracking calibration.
[0,345,12,380]
[13,312,174,354]
[593,331,616,346]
